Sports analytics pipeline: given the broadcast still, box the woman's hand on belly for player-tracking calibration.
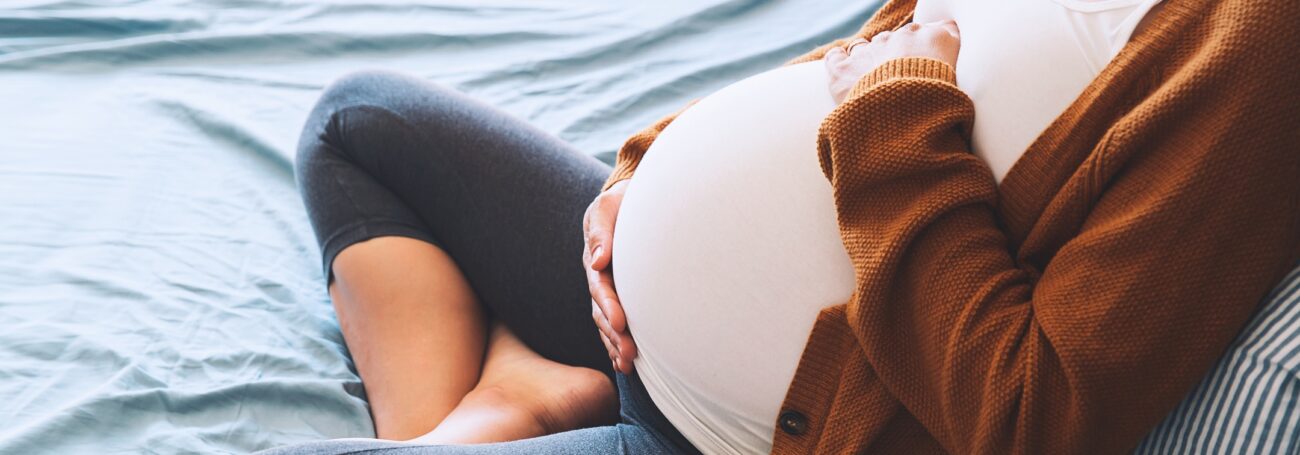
[824,19,961,104]
[583,179,637,374]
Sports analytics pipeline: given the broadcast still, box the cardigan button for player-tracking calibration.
[778,410,809,435]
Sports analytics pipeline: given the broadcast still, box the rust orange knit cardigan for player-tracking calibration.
[602,0,1300,453]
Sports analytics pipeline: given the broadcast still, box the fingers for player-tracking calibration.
[587,266,635,365]
[587,266,626,333]
[842,37,869,56]
[583,203,609,272]
[586,213,612,271]
[598,328,616,363]
[582,182,636,373]
[933,19,959,37]
[588,236,610,271]
[592,299,619,353]
[825,46,846,67]
[588,270,631,370]
[592,298,637,374]
[584,190,622,272]
[916,20,959,41]
[615,325,637,372]
[889,20,958,38]
[905,20,959,38]
[594,312,627,372]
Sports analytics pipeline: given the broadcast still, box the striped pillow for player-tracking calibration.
[1134,264,1300,454]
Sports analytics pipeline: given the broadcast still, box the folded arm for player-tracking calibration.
[818,52,1300,453]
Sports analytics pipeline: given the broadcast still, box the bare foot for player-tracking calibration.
[406,324,618,444]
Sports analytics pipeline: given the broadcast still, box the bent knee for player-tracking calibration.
[303,69,465,138]
[317,70,419,110]
[297,71,432,168]
[294,70,486,185]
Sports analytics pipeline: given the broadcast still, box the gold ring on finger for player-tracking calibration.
[846,39,869,54]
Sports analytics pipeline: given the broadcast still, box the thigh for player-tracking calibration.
[296,70,612,375]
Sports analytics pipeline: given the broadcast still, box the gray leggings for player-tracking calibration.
[267,70,697,454]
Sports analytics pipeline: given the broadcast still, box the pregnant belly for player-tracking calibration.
[612,61,857,454]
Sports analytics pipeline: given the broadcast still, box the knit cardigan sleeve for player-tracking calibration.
[816,55,1300,453]
[599,32,882,191]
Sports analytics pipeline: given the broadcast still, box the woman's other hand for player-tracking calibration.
[583,179,637,374]
[824,20,960,104]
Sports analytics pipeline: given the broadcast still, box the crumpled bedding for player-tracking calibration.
[0,1,882,453]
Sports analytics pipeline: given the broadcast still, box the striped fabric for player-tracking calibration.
[1135,263,1300,454]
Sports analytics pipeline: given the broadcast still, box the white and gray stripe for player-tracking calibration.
[1135,263,1300,454]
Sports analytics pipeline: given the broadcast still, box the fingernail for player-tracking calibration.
[593,245,604,261]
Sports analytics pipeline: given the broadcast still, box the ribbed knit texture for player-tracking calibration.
[606,0,1300,453]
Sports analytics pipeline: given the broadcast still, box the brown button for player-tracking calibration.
[778,410,809,435]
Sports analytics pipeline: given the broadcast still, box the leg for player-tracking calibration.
[256,372,698,455]
[328,237,486,440]
[411,322,616,444]
[296,70,616,439]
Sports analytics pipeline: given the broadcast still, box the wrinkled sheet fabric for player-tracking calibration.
[0,1,882,453]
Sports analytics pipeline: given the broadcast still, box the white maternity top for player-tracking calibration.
[612,1,1161,454]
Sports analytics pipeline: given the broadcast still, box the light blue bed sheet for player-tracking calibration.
[0,1,882,453]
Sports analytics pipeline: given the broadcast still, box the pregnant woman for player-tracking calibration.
[266,0,1300,453]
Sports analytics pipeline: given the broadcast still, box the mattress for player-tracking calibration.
[0,1,883,453]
